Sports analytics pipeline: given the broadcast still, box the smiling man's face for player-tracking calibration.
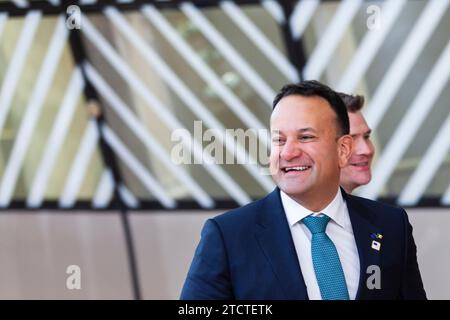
[340,111,375,193]
[270,95,352,211]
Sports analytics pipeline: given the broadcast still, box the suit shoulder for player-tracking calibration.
[212,196,267,226]
[347,194,407,220]
[349,194,403,210]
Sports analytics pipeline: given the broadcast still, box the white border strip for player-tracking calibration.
[118,183,140,208]
[101,125,176,209]
[59,119,99,208]
[0,13,8,40]
[398,111,450,206]
[0,11,41,134]
[262,0,285,24]
[290,0,319,40]
[81,15,251,205]
[0,16,67,207]
[337,0,407,92]
[220,1,298,82]
[365,0,450,129]
[442,183,450,206]
[92,169,114,208]
[85,62,215,208]
[181,2,275,106]
[303,0,362,80]
[12,0,28,8]
[105,7,273,193]
[27,68,84,207]
[360,39,450,200]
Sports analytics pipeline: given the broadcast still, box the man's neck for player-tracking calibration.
[288,188,340,212]
[342,184,354,194]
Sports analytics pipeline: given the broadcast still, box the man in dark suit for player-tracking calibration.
[181,81,426,300]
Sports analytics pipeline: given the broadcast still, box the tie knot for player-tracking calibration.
[303,215,330,234]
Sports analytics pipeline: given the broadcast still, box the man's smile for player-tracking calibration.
[349,161,370,170]
[281,165,313,174]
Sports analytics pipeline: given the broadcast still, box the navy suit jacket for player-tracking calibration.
[181,188,426,300]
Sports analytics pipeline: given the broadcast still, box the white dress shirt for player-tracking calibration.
[280,188,360,300]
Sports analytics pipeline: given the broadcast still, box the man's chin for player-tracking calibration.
[342,172,371,185]
[278,184,308,198]
[347,176,371,190]
[357,174,372,185]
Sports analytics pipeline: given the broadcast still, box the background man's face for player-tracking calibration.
[270,95,351,206]
[340,111,375,192]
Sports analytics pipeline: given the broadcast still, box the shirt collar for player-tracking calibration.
[280,188,346,229]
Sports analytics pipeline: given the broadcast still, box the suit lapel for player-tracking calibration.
[344,192,383,300]
[255,189,308,300]
[254,189,384,300]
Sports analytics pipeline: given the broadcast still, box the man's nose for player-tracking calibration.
[280,140,302,160]
[356,139,375,156]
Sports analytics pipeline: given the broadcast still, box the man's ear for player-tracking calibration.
[338,134,353,168]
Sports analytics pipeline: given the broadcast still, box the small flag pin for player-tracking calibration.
[371,240,381,251]
[371,233,383,240]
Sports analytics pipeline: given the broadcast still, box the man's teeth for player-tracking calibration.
[352,162,368,167]
[285,166,310,172]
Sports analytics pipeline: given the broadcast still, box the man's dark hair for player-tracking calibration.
[337,92,365,113]
[272,80,350,136]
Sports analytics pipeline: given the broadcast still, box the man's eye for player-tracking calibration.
[300,136,314,141]
[364,134,371,140]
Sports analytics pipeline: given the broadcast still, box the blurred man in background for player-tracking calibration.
[338,93,375,194]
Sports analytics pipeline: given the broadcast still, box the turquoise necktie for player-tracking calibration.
[303,215,350,300]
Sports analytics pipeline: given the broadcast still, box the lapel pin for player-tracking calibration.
[371,233,383,240]
[371,240,381,251]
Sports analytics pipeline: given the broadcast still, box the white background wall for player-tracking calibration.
[137,208,450,300]
[0,208,448,299]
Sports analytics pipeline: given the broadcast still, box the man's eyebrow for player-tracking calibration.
[350,129,372,139]
[271,128,317,134]
[297,128,317,133]
[352,129,372,137]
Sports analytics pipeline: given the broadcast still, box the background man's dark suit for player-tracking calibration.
[181,188,426,300]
